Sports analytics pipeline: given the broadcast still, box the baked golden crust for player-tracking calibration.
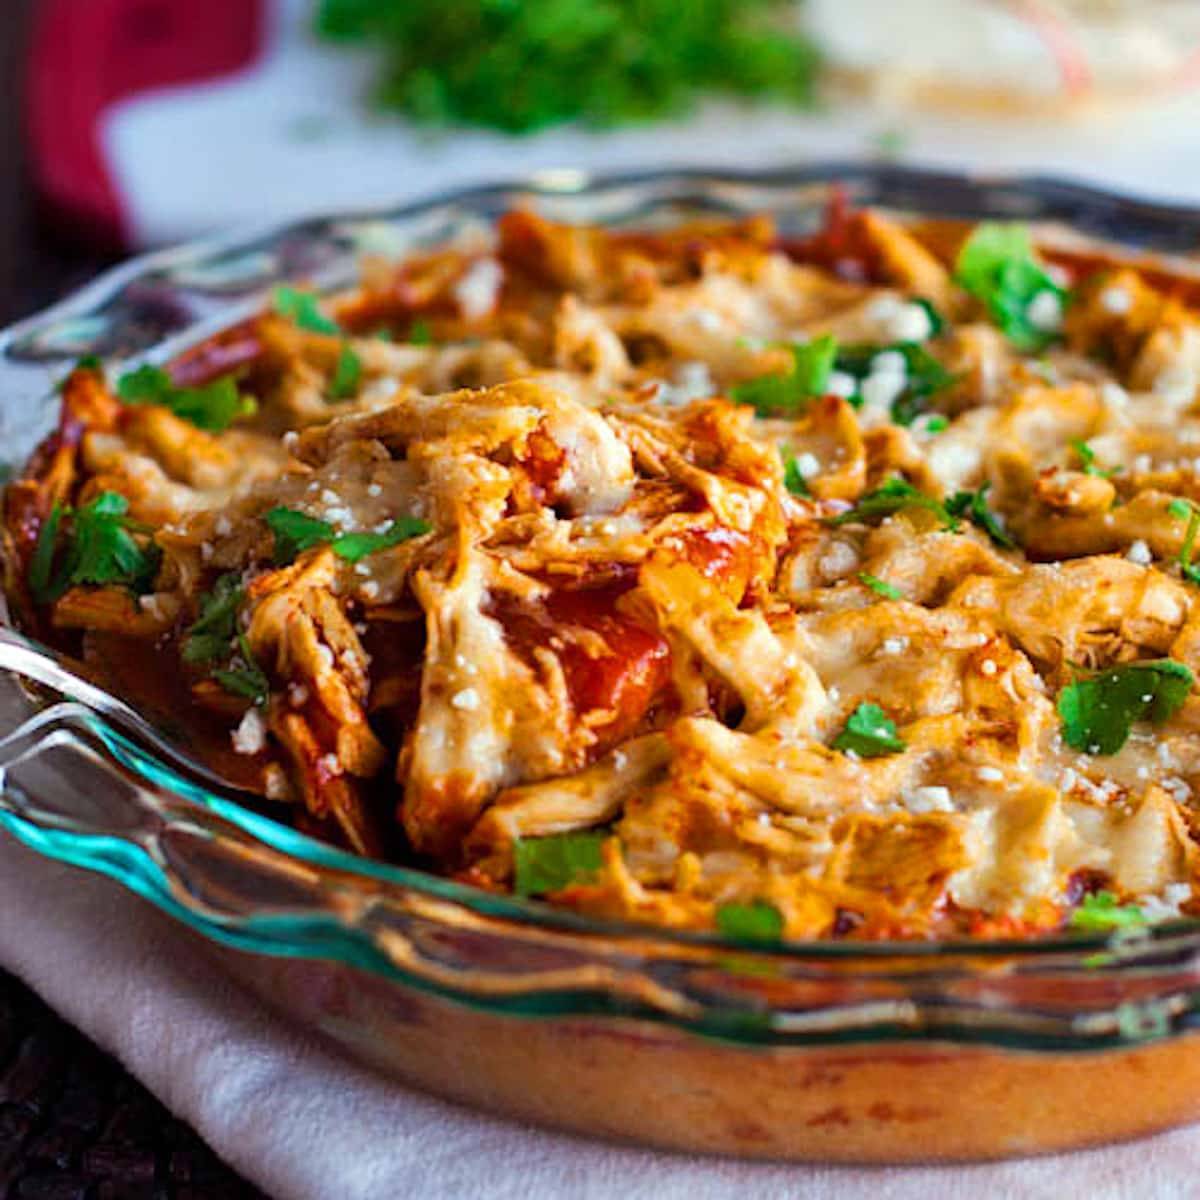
[10,203,1200,940]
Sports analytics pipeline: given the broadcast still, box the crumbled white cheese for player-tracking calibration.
[859,370,907,413]
[1100,286,1133,315]
[688,308,724,332]
[361,580,380,600]
[977,766,1004,783]
[282,431,299,453]
[880,636,908,656]
[367,483,383,498]
[980,659,997,676]
[451,687,481,712]
[793,452,820,479]
[454,257,503,321]
[231,707,267,756]
[903,785,954,813]
[1126,539,1153,565]
[870,349,908,376]
[825,370,858,399]
[319,753,343,777]
[1139,883,1193,922]
[658,361,714,406]
[1026,290,1063,333]
[288,683,309,707]
[315,644,335,669]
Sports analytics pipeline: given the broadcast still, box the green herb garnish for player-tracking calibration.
[407,319,433,345]
[780,448,812,497]
[30,492,160,603]
[330,343,362,400]
[116,365,253,433]
[212,634,270,707]
[1170,498,1200,584]
[265,507,430,566]
[832,702,906,758]
[273,286,341,335]
[834,342,955,426]
[733,335,837,418]
[1070,891,1146,932]
[945,483,1016,549]
[921,414,950,434]
[826,478,958,531]
[858,571,901,600]
[715,900,784,944]
[1057,659,1193,756]
[183,573,244,664]
[513,831,607,896]
[955,222,1067,352]
[1071,439,1117,479]
[314,0,820,135]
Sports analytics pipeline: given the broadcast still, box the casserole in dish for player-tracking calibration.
[4,166,1200,1160]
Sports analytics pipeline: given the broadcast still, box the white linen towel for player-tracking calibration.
[0,833,1197,1199]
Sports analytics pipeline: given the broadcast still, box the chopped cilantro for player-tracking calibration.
[733,335,837,417]
[513,831,607,896]
[1057,659,1193,756]
[945,483,1016,550]
[914,298,945,337]
[330,517,431,562]
[266,507,430,565]
[922,414,949,434]
[954,222,1067,352]
[1170,498,1200,584]
[182,573,244,664]
[715,900,784,943]
[212,634,269,706]
[265,508,335,564]
[832,702,906,757]
[1071,439,1117,479]
[273,285,341,335]
[1070,891,1146,932]
[780,448,811,497]
[116,365,253,433]
[313,0,820,135]
[826,478,958,531]
[858,571,901,600]
[407,319,433,345]
[834,342,955,426]
[330,343,362,400]
[28,504,64,604]
[30,492,159,603]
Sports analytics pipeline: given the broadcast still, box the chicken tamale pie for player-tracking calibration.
[9,202,1200,944]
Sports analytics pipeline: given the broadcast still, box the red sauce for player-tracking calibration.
[493,581,671,756]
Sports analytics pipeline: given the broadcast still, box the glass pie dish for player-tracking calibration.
[5,164,1200,1163]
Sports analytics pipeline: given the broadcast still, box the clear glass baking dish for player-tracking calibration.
[5,164,1200,1162]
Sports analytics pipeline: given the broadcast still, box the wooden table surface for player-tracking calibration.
[0,5,266,1196]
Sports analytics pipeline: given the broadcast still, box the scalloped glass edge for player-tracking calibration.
[5,163,1200,1050]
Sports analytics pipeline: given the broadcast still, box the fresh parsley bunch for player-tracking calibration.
[315,0,820,133]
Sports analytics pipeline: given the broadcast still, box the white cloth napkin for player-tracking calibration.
[0,832,1197,1199]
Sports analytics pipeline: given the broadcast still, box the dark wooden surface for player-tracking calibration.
[0,5,266,1197]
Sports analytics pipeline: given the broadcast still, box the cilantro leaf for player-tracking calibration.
[330,343,362,400]
[265,508,336,565]
[914,298,945,337]
[28,504,64,604]
[183,573,244,664]
[273,286,341,335]
[780,448,812,497]
[1071,439,1117,479]
[407,319,433,345]
[212,634,269,706]
[715,900,784,943]
[826,478,958,531]
[1070,891,1146,932]
[1058,659,1194,756]
[1170,499,1200,584]
[858,571,901,600]
[513,831,607,897]
[955,222,1067,352]
[945,483,1016,549]
[833,342,955,426]
[832,702,906,757]
[266,507,430,565]
[31,492,160,602]
[330,517,431,562]
[733,335,837,417]
[117,365,253,433]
